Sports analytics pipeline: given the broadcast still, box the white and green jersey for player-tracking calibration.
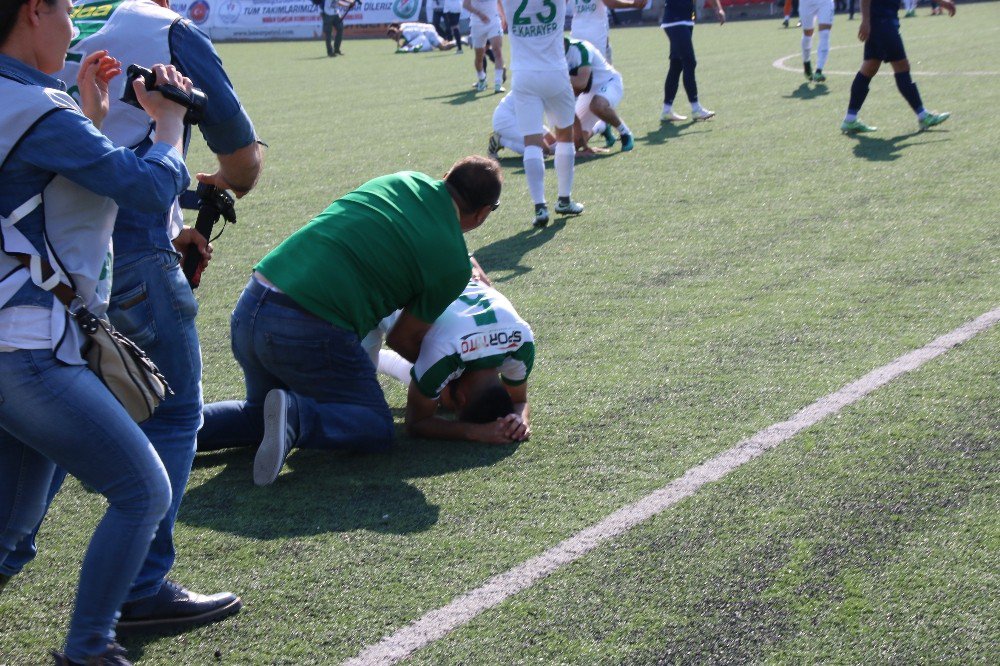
[500,0,567,72]
[571,0,609,54]
[411,280,535,398]
[565,37,617,87]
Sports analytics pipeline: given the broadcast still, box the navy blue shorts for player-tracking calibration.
[664,25,696,62]
[864,19,907,63]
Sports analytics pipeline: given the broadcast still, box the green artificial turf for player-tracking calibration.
[1,5,997,664]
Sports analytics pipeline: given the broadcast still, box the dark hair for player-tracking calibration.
[444,155,502,216]
[1,0,56,46]
[459,384,515,424]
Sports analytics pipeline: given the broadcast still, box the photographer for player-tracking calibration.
[1,0,263,636]
[321,0,356,57]
[0,0,192,661]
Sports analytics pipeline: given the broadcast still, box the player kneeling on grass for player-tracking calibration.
[488,92,555,159]
[366,273,533,445]
[565,37,633,153]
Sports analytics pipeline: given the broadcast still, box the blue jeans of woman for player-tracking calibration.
[198,277,394,454]
[0,249,202,603]
[0,349,170,660]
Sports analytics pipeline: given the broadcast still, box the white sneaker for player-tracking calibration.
[554,199,584,215]
[692,108,715,121]
[660,110,688,122]
[254,389,293,486]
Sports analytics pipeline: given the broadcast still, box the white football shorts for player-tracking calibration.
[470,16,503,49]
[799,0,834,28]
[575,72,623,131]
[511,70,576,135]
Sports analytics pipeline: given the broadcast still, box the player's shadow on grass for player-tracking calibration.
[472,218,568,282]
[783,82,830,100]
[423,88,484,106]
[848,130,949,162]
[179,426,519,539]
[640,121,710,146]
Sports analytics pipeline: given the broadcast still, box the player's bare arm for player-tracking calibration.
[405,384,520,444]
[859,0,871,41]
[570,65,592,95]
[386,308,434,362]
[503,383,531,441]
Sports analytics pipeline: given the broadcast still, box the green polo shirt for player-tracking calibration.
[255,171,471,334]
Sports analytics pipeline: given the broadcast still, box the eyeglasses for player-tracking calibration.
[491,201,500,211]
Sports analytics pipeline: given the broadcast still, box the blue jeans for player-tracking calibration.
[1,249,202,602]
[0,350,171,660]
[198,277,394,455]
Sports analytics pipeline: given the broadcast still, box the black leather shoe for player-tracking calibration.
[116,580,242,632]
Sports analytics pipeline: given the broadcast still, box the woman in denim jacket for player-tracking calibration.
[0,0,192,663]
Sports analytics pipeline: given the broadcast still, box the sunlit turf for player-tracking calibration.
[1,5,997,663]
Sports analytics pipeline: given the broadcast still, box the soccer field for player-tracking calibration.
[2,5,998,664]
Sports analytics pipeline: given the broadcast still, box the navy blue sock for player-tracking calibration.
[894,71,924,114]
[847,72,872,115]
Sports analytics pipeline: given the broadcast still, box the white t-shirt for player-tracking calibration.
[500,0,568,72]
[492,92,518,135]
[571,0,608,45]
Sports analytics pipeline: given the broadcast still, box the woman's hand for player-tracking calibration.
[132,64,191,153]
[131,63,191,126]
[76,50,121,128]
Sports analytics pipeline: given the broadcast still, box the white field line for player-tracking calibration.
[344,307,1000,666]
[771,45,1000,76]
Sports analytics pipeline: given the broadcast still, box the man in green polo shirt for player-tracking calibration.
[198,156,503,485]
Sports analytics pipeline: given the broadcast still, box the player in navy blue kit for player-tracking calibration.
[659,0,725,123]
[841,0,955,134]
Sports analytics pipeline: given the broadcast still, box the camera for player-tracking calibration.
[120,64,207,125]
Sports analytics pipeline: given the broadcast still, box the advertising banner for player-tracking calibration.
[170,0,425,41]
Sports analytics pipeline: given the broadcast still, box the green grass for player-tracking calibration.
[2,6,998,664]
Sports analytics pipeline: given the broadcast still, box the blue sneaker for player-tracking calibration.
[620,132,634,152]
[601,125,616,148]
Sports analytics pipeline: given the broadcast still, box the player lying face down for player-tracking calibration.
[368,268,533,445]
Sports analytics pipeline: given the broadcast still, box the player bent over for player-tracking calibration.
[841,0,955,134]
[566,37,634,152]
[366,274,533,445]
[488,93,555,158]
